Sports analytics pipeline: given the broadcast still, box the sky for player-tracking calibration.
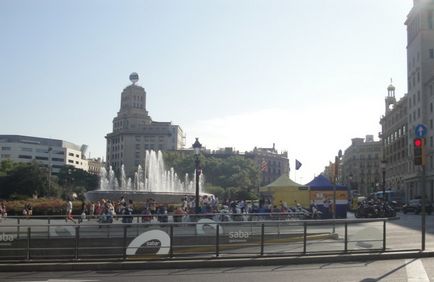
[0,0,413,184]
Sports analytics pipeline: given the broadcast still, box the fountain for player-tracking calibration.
[85,150,205,204]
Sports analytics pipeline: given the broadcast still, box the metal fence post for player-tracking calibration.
[26,227,31,260]
[303,222,307,254]
[75,226,80,260]
[344,222,348,252]
[48,217,51,239]
[169,225,174,258]
[260,223,265,256]
[383,220,386,252]
[216,224,220,257]
[123,225,127,260]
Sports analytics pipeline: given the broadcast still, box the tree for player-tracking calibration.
[164,152,261,200]
[56,166,98,198]
[0,161,58,198]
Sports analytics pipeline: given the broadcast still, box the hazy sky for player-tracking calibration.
[0,0,412,184]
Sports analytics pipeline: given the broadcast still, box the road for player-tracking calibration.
[1,258,434,281]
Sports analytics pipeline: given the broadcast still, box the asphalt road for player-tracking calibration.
[1,258,434,281]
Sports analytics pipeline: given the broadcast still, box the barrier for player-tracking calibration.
[0,215,397,262]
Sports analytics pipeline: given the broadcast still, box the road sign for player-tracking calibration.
[415,124,428,138]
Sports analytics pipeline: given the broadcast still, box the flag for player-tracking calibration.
[260,160,268,172]
[295,159,302,170]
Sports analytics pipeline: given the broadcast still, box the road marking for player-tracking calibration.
[405,259,429,282]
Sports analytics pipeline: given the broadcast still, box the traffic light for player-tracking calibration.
[414,138,424,166]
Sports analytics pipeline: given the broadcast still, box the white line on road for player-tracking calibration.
[405,259,430,282]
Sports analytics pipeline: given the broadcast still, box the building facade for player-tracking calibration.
[402,0,434,201]
[341,136,382,196]
[0,135,88,173]
[245,144,290,186]
[106,73,185,177]
[379,83,408,197]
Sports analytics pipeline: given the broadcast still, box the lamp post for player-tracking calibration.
[381,160,387,207]
[192,138,202,214]
[333,150,342,233]
[48,147,52,196]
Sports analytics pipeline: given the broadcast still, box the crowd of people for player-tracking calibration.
[0,195,337,223]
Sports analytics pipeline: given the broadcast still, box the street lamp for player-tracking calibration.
[381,160,387,206]
[333,149,342,232]
[192,138,202,214]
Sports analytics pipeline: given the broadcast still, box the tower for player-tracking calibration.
[385,79,396,113]
[105,73,185,176]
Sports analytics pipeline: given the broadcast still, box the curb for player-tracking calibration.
[1,251,434,272]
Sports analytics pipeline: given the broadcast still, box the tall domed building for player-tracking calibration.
[105,73,185,176]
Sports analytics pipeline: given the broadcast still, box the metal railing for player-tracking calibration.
[0,215,396,262]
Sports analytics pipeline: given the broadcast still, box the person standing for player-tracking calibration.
[66,198,76,224]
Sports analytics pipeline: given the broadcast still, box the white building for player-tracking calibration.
[0,135,89,173]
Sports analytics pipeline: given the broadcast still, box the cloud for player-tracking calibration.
[186,100,383,184]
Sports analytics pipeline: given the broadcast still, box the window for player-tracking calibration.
[1,147,11,151]
[75,154,79,158]
[430,49,434,59]
[68,160,74,163]
[68,153,74,156]
[21,147,32,152]
[18,155,32,159]
[35,156,48,160]
[52,158,64,162]
[1,154,10,158]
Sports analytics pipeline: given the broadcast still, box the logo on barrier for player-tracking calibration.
[126,230,170,256]
[0,233,14,242]
[229,231,250,243]
[196,218,223,235]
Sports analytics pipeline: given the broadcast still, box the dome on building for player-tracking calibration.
[129,72,139,84]
[387,83,395,91]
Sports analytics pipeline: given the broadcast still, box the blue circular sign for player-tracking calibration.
[415,124,428,138]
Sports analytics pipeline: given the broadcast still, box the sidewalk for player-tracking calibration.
[1,250,434,272]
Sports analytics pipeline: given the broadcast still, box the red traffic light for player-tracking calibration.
[414,138,423,147]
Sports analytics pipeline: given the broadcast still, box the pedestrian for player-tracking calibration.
[66,198,76,224]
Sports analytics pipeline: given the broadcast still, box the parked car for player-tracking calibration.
[402,199,433,214]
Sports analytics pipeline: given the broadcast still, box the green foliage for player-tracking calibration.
[164,152,261,201]
[204,185,225,199]
[0,160,97,200]
[56,165,98,199]
[0,161,56,198]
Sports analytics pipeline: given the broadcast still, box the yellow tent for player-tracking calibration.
[259,175,310,208]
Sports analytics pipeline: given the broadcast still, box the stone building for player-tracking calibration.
[341,136,382,196]
[105,73,185,177]
[403,0,434,201]
[245,144,289,186]
[379,83,408,197]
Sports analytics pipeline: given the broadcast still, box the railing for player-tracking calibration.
[0,215,395,262]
